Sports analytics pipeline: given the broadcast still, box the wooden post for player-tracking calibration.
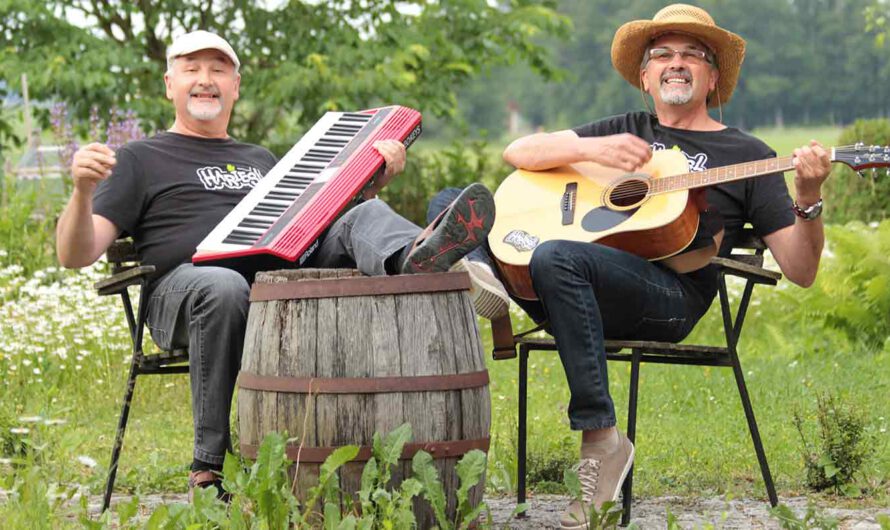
[21,73,32,148]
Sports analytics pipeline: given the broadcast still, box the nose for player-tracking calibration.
[196,66,213,85]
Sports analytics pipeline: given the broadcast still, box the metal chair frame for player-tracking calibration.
[94,240,189,512]
[490,230,781,525]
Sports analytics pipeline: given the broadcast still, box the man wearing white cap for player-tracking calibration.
[502,4,831,528]
[55,30,496,500]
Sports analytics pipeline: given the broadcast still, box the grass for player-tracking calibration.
[2,124,888,523]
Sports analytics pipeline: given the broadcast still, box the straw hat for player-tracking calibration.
[611,4,746,107]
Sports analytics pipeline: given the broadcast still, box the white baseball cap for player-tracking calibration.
[167,30,240,70]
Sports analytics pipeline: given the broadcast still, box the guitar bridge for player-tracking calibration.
[562,182,577,226]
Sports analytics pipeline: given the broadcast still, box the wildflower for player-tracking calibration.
[77,455,98,468]
[18,416,43,423]
[10,428,30,435]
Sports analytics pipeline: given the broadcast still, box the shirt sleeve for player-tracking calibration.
[92,146,146,236]
[747,171,796,237]
[572,114,629,138]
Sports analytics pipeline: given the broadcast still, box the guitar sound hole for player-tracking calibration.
[609,179,649,208]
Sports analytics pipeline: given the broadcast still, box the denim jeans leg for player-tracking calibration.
[146,264,250,466]
[306,199,420,276]
[529,241,704,431]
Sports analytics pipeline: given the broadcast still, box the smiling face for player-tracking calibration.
[640,33,718,111]
[164,49,240,135]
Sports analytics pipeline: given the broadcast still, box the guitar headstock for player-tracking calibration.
[833,143,890,172]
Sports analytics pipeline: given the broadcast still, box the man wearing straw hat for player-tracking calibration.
[502,4,830,527]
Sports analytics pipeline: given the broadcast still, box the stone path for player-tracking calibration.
[74,492,888,528]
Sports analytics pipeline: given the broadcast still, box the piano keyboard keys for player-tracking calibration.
[193,106,421,266]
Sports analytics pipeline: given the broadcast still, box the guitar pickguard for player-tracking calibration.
[581,206,641,232]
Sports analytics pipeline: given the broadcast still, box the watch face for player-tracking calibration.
[795,199,823,220]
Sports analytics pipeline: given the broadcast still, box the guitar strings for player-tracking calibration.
[602,147,875,201]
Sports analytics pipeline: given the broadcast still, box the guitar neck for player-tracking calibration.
[649,154,799,195]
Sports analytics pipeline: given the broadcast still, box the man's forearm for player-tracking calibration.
[503,133,589,170]
[56,189,100,268]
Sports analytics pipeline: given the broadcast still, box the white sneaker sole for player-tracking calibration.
[451,259,510,320]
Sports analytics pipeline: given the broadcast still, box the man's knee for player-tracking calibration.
[193,268,250,313]
[346,198,391,221]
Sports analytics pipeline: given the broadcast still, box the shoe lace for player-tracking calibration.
[576,457,601,502]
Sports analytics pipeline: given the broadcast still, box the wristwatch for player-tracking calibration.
[792,198,823,220]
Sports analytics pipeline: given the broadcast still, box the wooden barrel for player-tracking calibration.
[237,268,491,526]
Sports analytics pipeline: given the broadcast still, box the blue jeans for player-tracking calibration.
[428,187,709,431]
[146,199,420,465]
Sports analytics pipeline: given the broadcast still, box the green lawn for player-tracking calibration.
[2,124,888,524]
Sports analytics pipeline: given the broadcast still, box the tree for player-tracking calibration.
[0,0,569,153]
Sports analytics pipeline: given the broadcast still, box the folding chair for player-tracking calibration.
[93,239,190,512]
[490,228,781,525]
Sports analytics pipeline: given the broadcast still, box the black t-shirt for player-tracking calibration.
[93,131,278,285]
[572,112,795,301]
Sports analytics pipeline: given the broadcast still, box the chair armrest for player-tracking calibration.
[94,265,156,296]
[491,315,517,360]
[711,256,781,285]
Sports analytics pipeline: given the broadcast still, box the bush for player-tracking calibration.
[787,221,890,349]
[379,139,511,226]
[824,118,890,224]
[793,392,873,495]
[0,175,62,275]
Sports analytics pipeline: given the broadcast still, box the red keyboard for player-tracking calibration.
[193,105,422,268]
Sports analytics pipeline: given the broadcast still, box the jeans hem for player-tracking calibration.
[569,418,618,431]
[194,448,225,466]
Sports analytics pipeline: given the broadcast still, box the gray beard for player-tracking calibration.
[659,83,693,105]
[187,98,223,120]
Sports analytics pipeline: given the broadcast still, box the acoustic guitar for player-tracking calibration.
[489,143,889,300]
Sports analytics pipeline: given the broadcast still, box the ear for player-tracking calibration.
[709,67,719,93]
[164,72,173,101]
[640,68,649,92]
[233,73,241,102]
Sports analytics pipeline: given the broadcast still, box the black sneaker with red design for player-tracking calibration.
[400,183,495,274]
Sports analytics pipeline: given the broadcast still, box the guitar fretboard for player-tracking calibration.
[649,156,796,195]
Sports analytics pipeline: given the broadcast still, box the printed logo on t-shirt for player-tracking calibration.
[196,164,263,191]
[651,142,708,172]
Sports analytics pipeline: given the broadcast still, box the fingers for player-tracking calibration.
[793,140,830,177]
[590,134,651,171]
[72,143,116,190]
[374,140,406,176]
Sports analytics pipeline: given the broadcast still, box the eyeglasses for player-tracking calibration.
[647,47,712,64]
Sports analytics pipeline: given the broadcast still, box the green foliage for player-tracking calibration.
[793,392,874,495]
[824,119,890,224]
[0,175,62,275]
[770,503,840,530]
[0,0,568,149]
[379,138,511,225]
[877,513,890,529]
[780,221,890,348]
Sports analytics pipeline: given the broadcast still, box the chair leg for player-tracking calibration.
[730,354,778,507]
[516,344,529,517]
[621,348,641,527]
[102,360,140,513]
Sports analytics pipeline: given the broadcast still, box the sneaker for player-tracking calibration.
[559,432,634,530]
[188,469,231,503]
[401,183,495,274]
[451,258,510,320]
